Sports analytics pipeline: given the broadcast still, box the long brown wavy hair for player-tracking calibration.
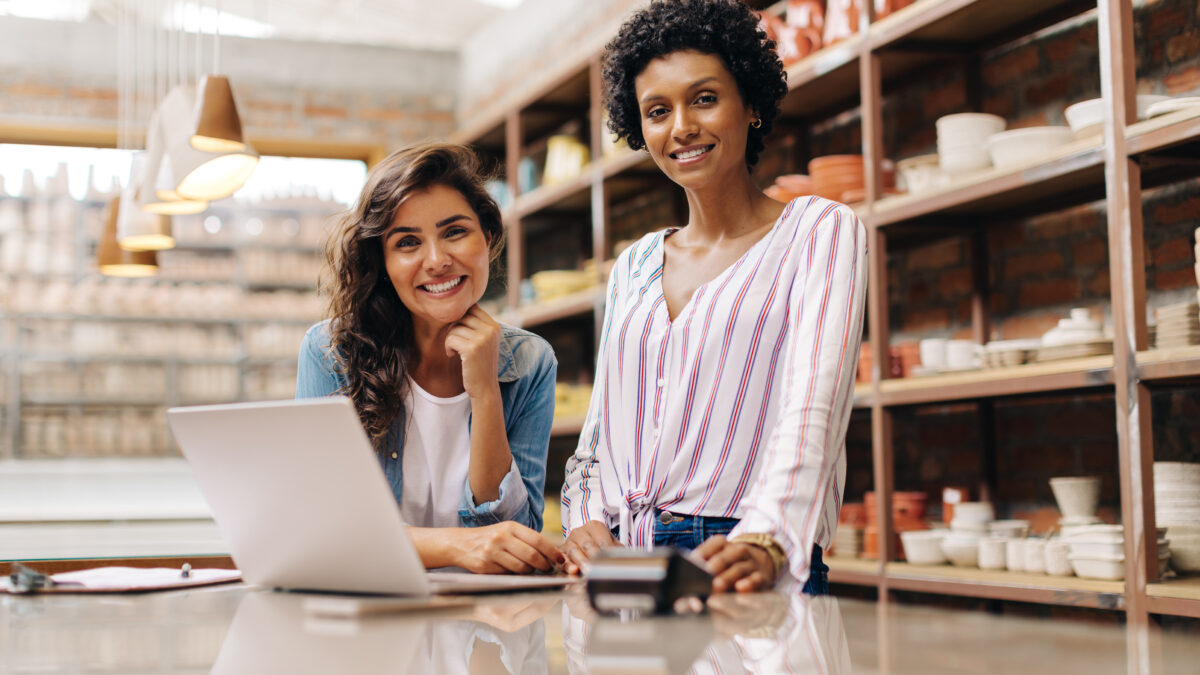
[322,143,505,446]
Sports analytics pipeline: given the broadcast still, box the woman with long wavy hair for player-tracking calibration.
[297,143,563,574]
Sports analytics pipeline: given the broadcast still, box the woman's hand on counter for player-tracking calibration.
[411,522,563,573]
[695,535,776,593]
[561,520,619,575]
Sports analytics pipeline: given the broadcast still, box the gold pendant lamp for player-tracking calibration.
[157,84,259,202]
[191,74,248,152]
[98,196,160,277]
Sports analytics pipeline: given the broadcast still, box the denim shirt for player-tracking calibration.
[295,320,557,531]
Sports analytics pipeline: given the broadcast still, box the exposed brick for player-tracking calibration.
[1152,237,1194,266]
[984,47,1041,88]
[1154,266,1198,291]
[1074,237,1108,267]
[906,238,961,272]
[937,267,973,296]
[1024,74,1072,107]
[1051,406,1117,436]
[1004,251,1065,281]
[1043,28,1098,62]
[1087,268,1112,296]
[1167,30,1200,62]
[1020,278,1081,306]
[1148,7,1188,40]
[923,82,966,119]
[1153,195,1200,225]
[989,293,1009,316]
[1010,111,1051,129]
[1165,64,1200,94]
[982,91,1017,120]
[999,312,1061,339]
[900,307,950,333]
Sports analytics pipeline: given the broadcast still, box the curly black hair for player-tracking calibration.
[602,0,787,169]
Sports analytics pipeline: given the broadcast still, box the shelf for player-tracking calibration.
[21,354,238,365]
[871,0,1092,53]
[2,312,316,326]
[779,36,863,118]
[877,354,1114,406]
[827,555,882,585]
[870,135,1105,229]
[502,287,603,329]
[884,562,1125,609]
[21,396,168,406]
[508,169,593,220]
[1146,576,1200,618]
[1126,106,1200,157]
[551,414,586,437]
[1136,346,1200,384]
[852,383,874,409]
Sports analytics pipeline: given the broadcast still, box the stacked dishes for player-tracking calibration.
[1062,524,1171,580]
[980,339,1040,369]
[1147,97,1200,117]
[936,113,1005,172]
[985,126,1074,169]
[863,491,927,559]
[941,501,993,567]
[1152,301,1200,349]
[1036,307,1112,362]
[764,174,813,203]
[807,155,896,203]
[1154,461,1200,572]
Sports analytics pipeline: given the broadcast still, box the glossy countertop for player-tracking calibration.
[2,583,1198,674]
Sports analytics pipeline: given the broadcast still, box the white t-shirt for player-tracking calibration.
[400,378,472,528]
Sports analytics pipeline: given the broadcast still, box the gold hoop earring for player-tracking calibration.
[751,119,762,129]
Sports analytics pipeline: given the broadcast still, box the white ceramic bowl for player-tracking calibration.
[896,154,942,194]
[919,337,948,370]
[1050,476,1101,519]
[1064,95,1172,137]
[936,112,1006,138]
[986,126,1075,169]
[1171,541,1200,572]
[937,147,992,172]
[953,502,995,523]
[942,535,982,567]
[978,538,1007,570]
[1069,554,1124,580]
[901,530,948,565]
[988,519,1030,538]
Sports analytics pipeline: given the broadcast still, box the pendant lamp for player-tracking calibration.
[98,196,159,277]
[155,85,259,202]
[191,75,248,152]
[133,124,207,217]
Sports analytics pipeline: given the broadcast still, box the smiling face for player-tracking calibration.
[382,183,491,332]
[635,49,755,191]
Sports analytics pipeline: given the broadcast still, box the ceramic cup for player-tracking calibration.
[979,537,1008,571]
[1006,537,1026,572]
[919,338,948,370]
[1024,539,1047,574]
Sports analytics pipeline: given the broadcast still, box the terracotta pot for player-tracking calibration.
[823,0,860,46]
[787,0,825,31]
[839,502,867,528]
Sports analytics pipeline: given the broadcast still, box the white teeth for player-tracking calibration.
[675,146,710,160]
[423,276,463,293]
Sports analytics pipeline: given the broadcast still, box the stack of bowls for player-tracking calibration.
[1063,95,1172,138]
[1061,524,1171,580]
[863,491,928,559]
[942,501,993,567]
[1154,461,1200,572]
[807,155,896,203]
[764,174,813,203]
[901,530,948,565]
[936,113,1005,172]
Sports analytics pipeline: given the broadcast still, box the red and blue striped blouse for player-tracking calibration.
[562,195,868,587]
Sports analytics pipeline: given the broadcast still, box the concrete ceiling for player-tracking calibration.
[2,0,526,51]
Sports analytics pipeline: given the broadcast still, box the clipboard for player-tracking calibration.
[2,563,242,594]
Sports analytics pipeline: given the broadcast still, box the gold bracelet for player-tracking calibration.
[729,533,788,580]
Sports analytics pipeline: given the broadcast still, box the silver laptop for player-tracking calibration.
[166,396,573,596]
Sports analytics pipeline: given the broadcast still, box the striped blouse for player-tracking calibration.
[561,196,868,587]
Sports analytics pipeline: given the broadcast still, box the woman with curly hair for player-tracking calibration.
[296,143,563,574]
[561,0,867,594]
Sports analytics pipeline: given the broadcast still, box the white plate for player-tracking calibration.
[1146,97,1200,118]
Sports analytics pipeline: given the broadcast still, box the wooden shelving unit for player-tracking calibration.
[450,0,1200,633]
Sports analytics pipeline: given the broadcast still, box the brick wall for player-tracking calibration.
[0,17,458,150]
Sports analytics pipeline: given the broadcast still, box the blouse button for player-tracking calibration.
[657,378,666,388]
[391,452,398,459]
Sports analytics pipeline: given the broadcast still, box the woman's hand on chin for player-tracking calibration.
[444,304,502,401]
[451,522,564,574]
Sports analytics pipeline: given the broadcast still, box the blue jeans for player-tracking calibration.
[651,509,829,595]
